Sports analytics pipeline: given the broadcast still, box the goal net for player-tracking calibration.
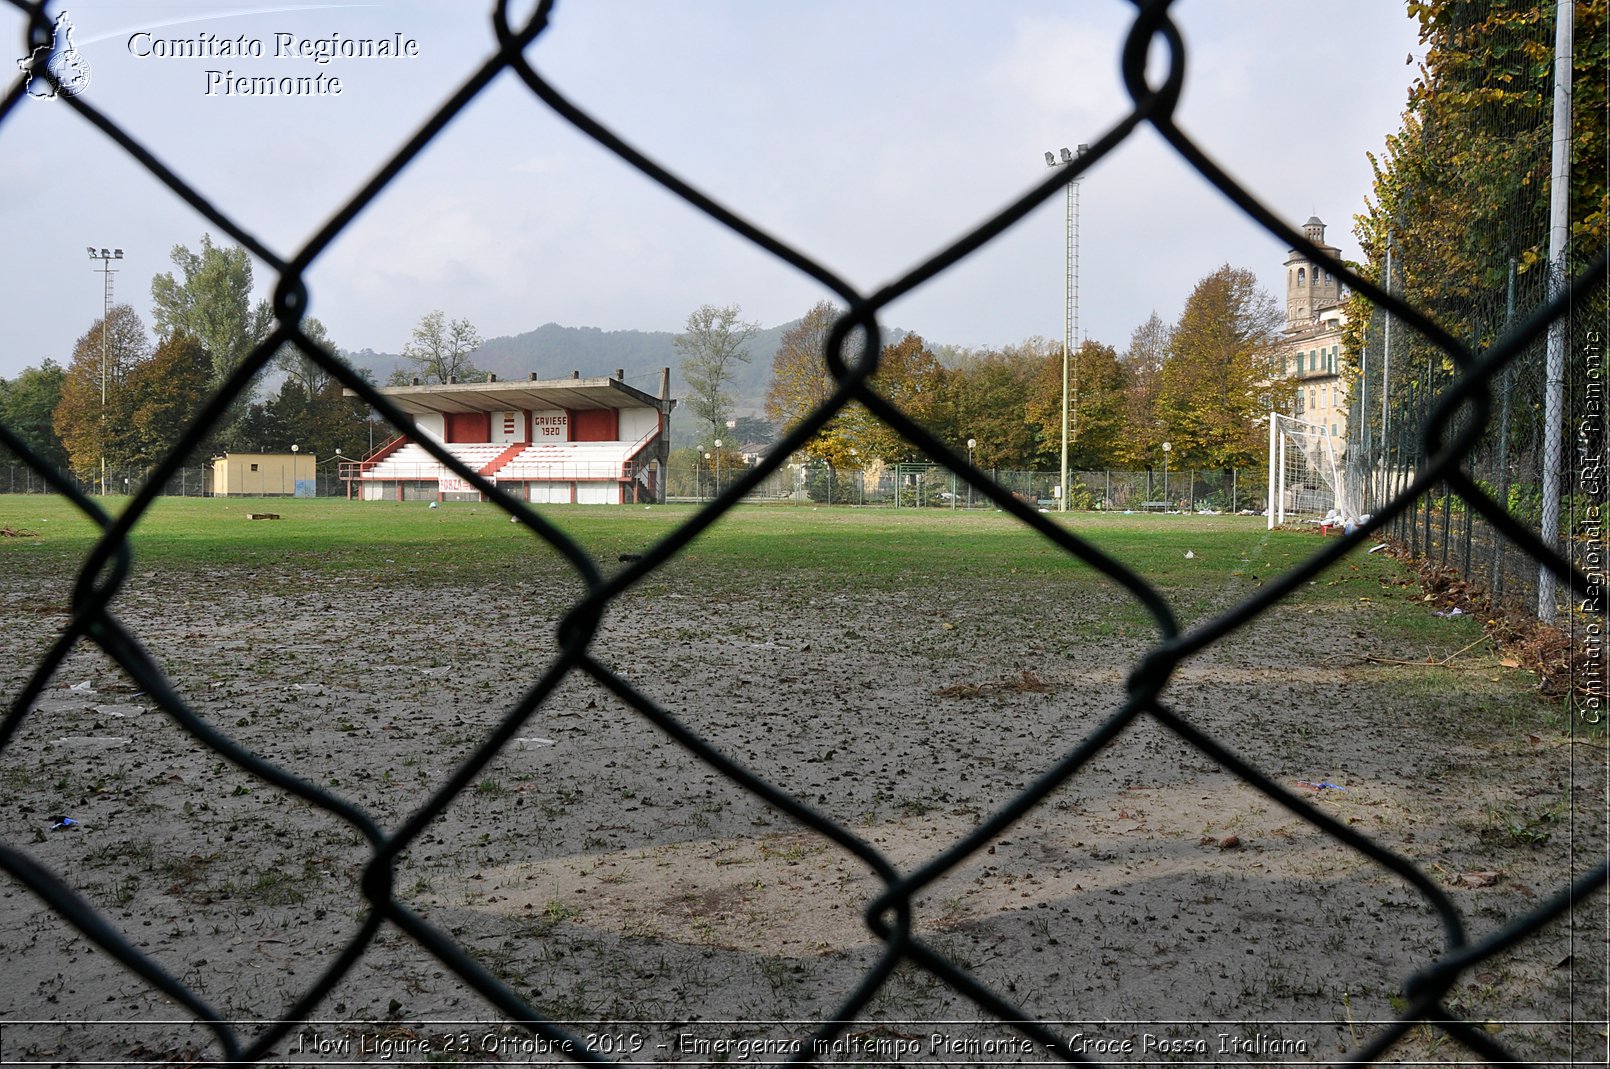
[1266,412,1363,528]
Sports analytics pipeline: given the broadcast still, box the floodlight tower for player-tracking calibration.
[87,246,123,495]
[1044,145,1088,512]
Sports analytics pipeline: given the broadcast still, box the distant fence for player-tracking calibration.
[5,461,1267,512]
[0,465,346,498]
[684,465,1269,513]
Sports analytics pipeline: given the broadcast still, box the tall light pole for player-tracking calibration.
[1044,146,1087,512]
[1538,0,1573,623]
[713,438,723,498]
[87,246,123,495]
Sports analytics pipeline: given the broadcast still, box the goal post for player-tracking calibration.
[1267,412,1362,529]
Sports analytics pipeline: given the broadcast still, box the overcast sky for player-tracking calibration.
[2,1,1423,398]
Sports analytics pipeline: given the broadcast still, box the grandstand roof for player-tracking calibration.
[352,375,674,416]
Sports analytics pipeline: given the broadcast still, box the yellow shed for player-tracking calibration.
[212,452,317,497]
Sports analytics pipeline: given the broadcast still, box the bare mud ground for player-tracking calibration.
[0,537,1604,1065]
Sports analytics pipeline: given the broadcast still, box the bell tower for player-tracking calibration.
[1284,216,1342,328]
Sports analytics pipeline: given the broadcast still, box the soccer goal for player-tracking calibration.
[1267,412,1361,529]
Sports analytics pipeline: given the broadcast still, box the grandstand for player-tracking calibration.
[343,370,674,504]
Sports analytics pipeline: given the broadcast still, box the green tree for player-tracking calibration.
[258,317,383,458]
[240,376,377,461]
[150,235,274,452]
[1155,265,1283,470]
[0,359,69,472]
[150,234,274,387]
[677,303,759,444]
[396,310,483,385]
[124,333,213,470]
[53,305,150,485]
[274,316,340,395]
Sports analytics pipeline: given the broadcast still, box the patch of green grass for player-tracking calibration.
[0,495,1353,588]
[1479,798,1567,847]
[2,497,1463,653]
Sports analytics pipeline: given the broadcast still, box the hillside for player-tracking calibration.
[345,321,789,416]
[342,319,911,421]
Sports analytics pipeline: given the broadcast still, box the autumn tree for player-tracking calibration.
[1114,312,1170,467]
[1360,0,1604,319]
[946,340,1053,470]
[0,360,69,472]
[764,301,869,466]
[1353,0,1606,482]
[764,303,835,430]
[1025,339,1129,470]
[397,310,483,385]
[53,305,150,485]
[850,333,945,463]
[676,303,759,444]
[1154,265,1283,469]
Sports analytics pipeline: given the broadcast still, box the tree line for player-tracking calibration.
[0,234,488,488]
[3,238,1290,492]
[676,263,1288,481]
[1346,0,1605,475]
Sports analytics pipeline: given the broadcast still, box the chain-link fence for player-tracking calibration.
[1339,2,1607,622]
[0,464,354,499]
[670,462,1266,512]
[0,463,212,497]
[1,0,1605,1065]
[1346,261,1607,617]
[721,466,1265,512]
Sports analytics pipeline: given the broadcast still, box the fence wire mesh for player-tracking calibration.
[1340,0,1608,625]
[1,0,1606,1064]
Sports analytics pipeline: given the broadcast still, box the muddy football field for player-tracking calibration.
[0,501,1603,1064]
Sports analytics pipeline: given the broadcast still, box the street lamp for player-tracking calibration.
[87,246,123,495]
[703,452,712,502]
[967,438,976,510]
[1044,145,1087,513]
[1161,441,1171,511]
[713,439,723,498]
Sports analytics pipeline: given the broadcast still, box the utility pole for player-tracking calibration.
[1538,0,1572,623]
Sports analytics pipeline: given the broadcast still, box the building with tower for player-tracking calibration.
[1282,216,1349,447]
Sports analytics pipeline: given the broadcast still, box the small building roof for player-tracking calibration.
[349,375,674,416]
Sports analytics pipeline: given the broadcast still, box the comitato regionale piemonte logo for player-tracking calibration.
[18,11,90,99]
